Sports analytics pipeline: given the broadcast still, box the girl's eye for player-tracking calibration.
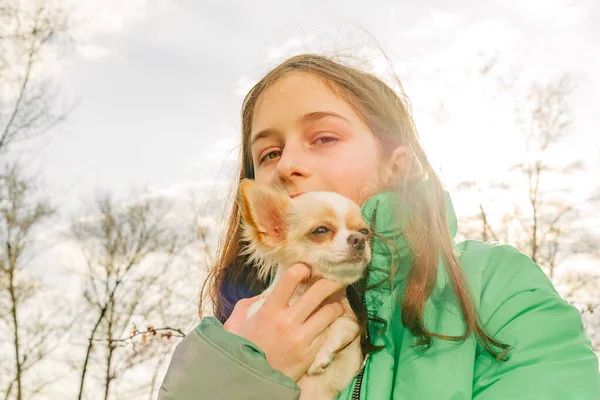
[260,150,282,164]
[314,136,337,145]
[359,229,370,236]
[312,226,330,235]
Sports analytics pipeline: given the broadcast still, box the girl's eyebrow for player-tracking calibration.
[300,111,350,125]
[251,111,350,147]
[251,128,279,147]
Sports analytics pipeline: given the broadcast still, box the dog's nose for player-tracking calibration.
[347,233,365,250]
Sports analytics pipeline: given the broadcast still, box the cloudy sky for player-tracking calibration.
[21,0,600,218]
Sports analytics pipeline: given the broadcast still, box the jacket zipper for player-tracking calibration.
[352,267,371,400]
[351,320,369,400]
[352,368,365,400]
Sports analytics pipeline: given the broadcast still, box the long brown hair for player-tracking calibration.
[199,53,509,360]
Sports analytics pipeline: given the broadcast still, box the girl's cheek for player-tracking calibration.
[324,164,349,181]
[255,170,272,185]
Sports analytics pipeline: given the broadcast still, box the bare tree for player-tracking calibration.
[0,4,75,389]
[452,56,583,272]
[139,191,218,400]
[512,75,582,275]
[451,59,598,351]
[118,189,221,400]
[69,191,193,400]
[570,188,600,351]
[464,75,581,276]
[0,164,72,400]
[0,0,72,156]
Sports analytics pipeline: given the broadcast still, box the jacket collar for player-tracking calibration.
[358,186,458,315]
[360,188,458,242]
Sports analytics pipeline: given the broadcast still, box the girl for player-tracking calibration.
[159,54,600,399]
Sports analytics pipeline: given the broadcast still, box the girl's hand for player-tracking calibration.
[223,263,345,382]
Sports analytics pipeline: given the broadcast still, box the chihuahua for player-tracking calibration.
[238,178,371,400]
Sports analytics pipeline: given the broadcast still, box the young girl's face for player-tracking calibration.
[250,71,388,205]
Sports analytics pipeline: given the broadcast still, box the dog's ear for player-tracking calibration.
[239,179,289,247]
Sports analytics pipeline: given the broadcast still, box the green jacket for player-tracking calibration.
[159,192,600,399]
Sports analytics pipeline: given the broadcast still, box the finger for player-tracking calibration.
[287,279,345,323]
[224,295,261,331]
[233,294,262,314]
[301,302,344,343]
[262,263,311,310]
[307,329,328,358]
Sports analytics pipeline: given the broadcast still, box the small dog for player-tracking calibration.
[238,178,371,400]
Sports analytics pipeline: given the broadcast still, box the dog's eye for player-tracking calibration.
[312,226,330,235]
[359,229,369,236]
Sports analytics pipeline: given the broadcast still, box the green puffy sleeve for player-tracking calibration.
[473,245,600,400]
[158,316,301,400]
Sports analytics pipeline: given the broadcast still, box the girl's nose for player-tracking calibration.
[276,147,310,182]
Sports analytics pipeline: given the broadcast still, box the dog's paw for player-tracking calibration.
[307,352,335,376]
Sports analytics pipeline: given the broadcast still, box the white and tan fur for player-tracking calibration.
[238,178,371,400]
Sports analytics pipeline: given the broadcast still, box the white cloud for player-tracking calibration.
[75,43,113,59]
[501,0,595,29]
[144,179,230,204]
[390,18,589,190]
[403,19,521,75]
[64,0,174,62]
[67,0,169,39]
[184,133,241,184]
[234,75,257,97]
[403,10,462,40]
[193,136,240,169]
[266,35,315,61]
[2,0,172,85]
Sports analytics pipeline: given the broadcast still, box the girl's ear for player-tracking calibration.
[239,179,289,247]
[382,146,410,186]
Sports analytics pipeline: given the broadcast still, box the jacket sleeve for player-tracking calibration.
[473,245,600,400]
[158,316,301,400]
